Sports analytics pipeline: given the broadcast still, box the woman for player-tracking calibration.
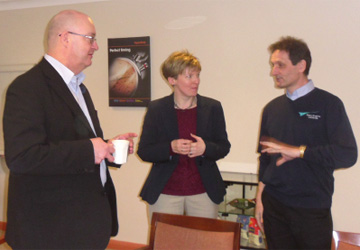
[137,50,230,220]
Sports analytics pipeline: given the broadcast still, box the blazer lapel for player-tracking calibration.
[80,83,103,138]
[40,59,96,138]
[162,94,208,140]
[195,95,208,138]
[162,94,179,140]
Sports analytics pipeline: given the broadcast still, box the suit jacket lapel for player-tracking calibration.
[195,95,207,138]
[162,94,179,140]
[162,94,207,140]
[80,83,103,138]
[40,59,96,138]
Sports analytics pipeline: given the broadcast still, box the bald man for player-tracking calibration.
[3,10,136,249]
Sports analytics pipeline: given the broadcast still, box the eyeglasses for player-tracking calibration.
[67,31,97,44]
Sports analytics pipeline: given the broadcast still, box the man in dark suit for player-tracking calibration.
[3,10,137,249]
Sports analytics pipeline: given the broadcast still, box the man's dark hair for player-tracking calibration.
[268,36,312,76]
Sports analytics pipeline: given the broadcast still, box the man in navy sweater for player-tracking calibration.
[255,36,357,249]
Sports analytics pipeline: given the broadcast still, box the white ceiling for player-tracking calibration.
[0,0,110,11]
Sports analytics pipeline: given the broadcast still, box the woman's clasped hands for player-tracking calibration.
[171,133,205,158]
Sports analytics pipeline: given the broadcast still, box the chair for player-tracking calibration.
[332,230,360,250]
[0,221,6,245]
[139,212,241,250]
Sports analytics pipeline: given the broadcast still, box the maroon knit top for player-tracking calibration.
[162,107,206,195]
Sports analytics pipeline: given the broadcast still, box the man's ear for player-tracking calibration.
[58,32,69,46]
[297,59,306,74]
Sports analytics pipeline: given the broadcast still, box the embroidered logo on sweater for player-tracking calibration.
[299,111,321,120]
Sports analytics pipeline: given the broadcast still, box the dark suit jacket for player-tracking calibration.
[137,94,231,205]
[3,58,118,249]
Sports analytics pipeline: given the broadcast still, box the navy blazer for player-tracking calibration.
[3,58,118,249]
[137,94,231,205]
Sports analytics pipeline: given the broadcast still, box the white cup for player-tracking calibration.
[113,139,129,164]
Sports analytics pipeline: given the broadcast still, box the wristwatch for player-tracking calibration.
[299,145,307,158]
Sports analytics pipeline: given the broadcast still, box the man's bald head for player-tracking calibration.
[46,10,92,52]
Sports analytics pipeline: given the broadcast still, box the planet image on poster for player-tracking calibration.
[109,57,140,97]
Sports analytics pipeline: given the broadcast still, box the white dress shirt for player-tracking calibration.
[44,54,107,186]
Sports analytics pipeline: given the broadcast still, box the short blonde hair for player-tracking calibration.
[161,50,201,80]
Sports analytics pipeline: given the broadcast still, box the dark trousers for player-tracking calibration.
[262,191,332,250]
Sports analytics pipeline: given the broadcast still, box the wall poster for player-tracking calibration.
[108,36,151,107]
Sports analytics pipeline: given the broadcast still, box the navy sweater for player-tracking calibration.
[258,88,357,209]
